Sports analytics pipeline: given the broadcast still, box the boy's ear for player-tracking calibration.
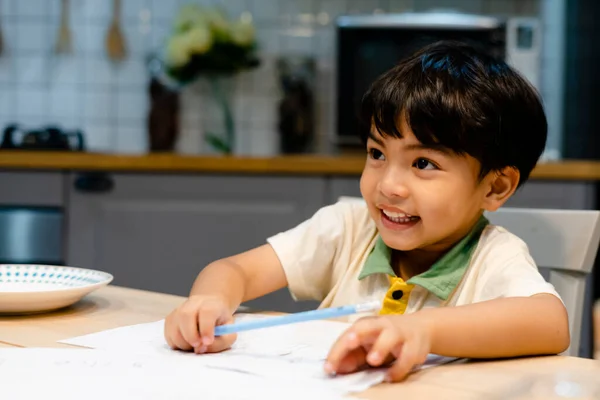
[482,167,520,212]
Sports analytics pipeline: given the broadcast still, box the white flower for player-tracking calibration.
[174,4,204,31]
[186,24,212,54]
[230,20,255,47]
[203,7,230,38]
[165,34,191,67]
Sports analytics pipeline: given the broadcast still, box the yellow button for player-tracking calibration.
[379,277,415,315]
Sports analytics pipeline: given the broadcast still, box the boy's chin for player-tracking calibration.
[378,235,419,252]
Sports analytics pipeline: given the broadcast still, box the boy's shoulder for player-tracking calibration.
[316,197,371,223]
[477,222,534,265]
[309,199,376,242]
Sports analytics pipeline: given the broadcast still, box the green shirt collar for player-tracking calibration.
[358,216,489,300]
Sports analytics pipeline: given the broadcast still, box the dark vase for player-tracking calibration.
[277,57,315,154]
[147,77,180,152]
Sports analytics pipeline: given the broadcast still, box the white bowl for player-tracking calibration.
[0,264,113,314]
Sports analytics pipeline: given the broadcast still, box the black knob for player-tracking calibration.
[74,172,114,193]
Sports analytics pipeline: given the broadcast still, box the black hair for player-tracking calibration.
[360,40,547,186]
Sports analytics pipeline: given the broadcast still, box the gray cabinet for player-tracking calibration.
[327,177,362,204]
[0,171,64,206]
[66,172,326,312]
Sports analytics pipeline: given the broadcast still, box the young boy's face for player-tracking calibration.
[360,117,491,255]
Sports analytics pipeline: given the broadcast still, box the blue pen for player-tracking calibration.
[214,300,381,336]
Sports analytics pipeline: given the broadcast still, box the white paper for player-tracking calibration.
[60,314,458,394]
[60,315,385,393]
[0,348,348,400]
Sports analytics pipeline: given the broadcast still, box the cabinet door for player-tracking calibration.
[66,172,326,312]
[0,171,64,206]
[328,177,362,204]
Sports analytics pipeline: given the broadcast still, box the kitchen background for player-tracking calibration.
[0,0,568,157]
[0,0,598,359]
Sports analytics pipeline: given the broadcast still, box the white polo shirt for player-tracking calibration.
[267,200,560,319]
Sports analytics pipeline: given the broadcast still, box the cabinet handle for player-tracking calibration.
[74,173,114,193]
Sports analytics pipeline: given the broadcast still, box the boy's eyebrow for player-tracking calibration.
[404,143,453,156]
[367,131,385,146]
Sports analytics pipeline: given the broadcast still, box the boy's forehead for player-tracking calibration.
[369,126,462,159]
[369,125,422,147]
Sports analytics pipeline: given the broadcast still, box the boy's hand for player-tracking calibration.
[324,315,433,382]
[164,295,237,354]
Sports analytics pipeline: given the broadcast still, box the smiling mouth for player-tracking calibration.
[381,209,421,224]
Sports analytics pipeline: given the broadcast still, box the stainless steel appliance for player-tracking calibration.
[334,11,541,145]
[0,124,82,265]
[0,207,63,265]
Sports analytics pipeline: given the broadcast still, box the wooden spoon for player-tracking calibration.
[0,8,4,56]
[105,0,127,62]
[55,0,72,54]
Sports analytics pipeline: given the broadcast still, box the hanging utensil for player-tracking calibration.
[55,0,72,54]
[105,0,127,62]
[0,8,3,56]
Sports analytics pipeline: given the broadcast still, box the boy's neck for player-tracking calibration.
[392,249,442,281]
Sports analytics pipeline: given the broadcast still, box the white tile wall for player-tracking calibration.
[0,0,554,155]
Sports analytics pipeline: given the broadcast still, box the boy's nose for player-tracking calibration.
[378,169,410,199]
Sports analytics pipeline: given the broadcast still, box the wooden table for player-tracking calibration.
[1,286,599,399]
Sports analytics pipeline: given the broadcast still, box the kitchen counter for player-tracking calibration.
[0,151,599,180]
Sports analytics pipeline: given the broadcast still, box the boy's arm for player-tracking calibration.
[326,294,569,381]
[190,202,353,312]
[190,244,288,313]
[164,244,287,352]
[423,293,569,357]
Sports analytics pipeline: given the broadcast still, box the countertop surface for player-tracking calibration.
[0,151,599,180]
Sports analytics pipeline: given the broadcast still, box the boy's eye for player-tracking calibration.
[413,158,437,170]
[368,148,385,161]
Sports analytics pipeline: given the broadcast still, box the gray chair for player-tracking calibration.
[485,207,600,357]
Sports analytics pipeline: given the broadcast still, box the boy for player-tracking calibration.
[164,41,569,382]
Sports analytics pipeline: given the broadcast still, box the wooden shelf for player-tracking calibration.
[0,151,599,180]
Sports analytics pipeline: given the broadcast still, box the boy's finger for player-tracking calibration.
[179,309,202,348]
[366,329,403,367]
[198,308,219,346]
[336,348,367,374]
[164,330,175,350]
[171,327,194,351]
[164,316,175,348]
[325,319,381,373]
[205,316,237,353]
[325,331,361,372]
[385,344,422,382]
[205,333,237,353]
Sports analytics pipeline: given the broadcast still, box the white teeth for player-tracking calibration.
[382,209,418,223]
[382,210,411,218]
